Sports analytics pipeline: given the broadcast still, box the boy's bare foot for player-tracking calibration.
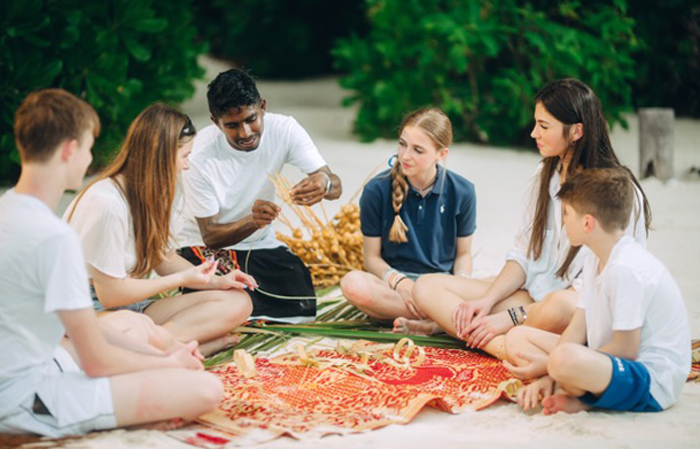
[541,394,591,415]
[392,317,442,335]
[198,334,240,357]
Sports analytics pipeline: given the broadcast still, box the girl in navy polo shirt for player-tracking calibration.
[340,108,476,333]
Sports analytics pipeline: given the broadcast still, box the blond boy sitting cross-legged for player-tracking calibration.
[503,168,690,414]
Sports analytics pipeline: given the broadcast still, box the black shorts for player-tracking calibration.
[179,245,316,322]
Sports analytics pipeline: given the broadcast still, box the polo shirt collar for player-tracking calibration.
[431,164,446,196]
[408,164,445,197]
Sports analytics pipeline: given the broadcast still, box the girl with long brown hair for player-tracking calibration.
[411,79,650,360]
[340,108,477,331]
[66,103,254,356]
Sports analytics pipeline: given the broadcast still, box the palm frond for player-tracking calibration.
[203,293,464,368]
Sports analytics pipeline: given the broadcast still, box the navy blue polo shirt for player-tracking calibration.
[360,166,476,274]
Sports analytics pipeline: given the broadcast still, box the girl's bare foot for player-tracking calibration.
[392,317,442,335]
[198,334,240,357]
[541,394,591,415]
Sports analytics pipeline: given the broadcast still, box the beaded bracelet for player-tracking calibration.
[507,307,519,326]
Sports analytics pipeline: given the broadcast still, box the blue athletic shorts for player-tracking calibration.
[579,354,662,412]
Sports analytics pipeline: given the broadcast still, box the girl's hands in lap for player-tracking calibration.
[452,298,492,339]
[462,311,512,348]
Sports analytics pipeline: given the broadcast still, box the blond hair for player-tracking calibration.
[389,108,453,243]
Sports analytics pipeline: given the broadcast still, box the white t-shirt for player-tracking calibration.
[64,178,182,279]
[0,190,92,418]
[176,113,326,250]
[506,164,646,301]
[578,236,690,409]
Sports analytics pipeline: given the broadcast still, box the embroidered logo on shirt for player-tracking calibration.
[614,357,625,372]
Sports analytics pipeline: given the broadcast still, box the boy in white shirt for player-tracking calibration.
[176,69,343,322]
[503,168,690,413]
[0,89,222,437]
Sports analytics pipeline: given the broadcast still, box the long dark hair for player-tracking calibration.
[529,79,651,278]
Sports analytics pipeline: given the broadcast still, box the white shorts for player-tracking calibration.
[0,346,116,438]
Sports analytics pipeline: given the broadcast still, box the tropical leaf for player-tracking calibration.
[204,294,465,368]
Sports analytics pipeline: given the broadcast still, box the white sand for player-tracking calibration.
[13,56,700,448]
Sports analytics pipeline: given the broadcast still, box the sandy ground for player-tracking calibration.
[7,56,700,448]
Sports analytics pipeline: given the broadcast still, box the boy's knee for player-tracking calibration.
[547,343,583,382]
[190,372,224,415]
[202,372,224,405]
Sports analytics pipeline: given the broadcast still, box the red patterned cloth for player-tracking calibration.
[195,343,513,440]
[689,362,700,382]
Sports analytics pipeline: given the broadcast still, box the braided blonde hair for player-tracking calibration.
[389,108,453,243]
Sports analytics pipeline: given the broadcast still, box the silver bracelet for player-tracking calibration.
[320,172,332,195]
[382,268,398,283]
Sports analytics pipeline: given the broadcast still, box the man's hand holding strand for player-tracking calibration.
[290,173,328,206]
[251,199,281,229]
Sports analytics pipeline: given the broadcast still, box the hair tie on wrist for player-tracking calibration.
[393,275,410,290]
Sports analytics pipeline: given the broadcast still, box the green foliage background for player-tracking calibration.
[629,0,700,116]
[1,0,697,184]
[333,0,639,144]
[0,0,206,183]
[193,0,366,79]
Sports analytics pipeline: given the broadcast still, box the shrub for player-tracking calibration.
[333,0,638,145]
[630,0,700,117]
[194,0,366,79]
[0,0,206,184]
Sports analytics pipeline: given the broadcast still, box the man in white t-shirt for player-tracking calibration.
[502,169,690,414]
[0,89,222,437]
[177,69,342,322]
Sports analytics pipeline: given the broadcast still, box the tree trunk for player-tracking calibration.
[639,108,674,181]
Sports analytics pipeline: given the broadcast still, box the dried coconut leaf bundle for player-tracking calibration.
[269,173,364,288]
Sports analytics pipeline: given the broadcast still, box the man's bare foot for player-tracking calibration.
[198,334,240,357]
[392,317,442,335]
[541,394,591,415]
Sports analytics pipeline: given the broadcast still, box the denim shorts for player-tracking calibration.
[398,271,449,281]
[579,354,662,412]
[90,285,155,313]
